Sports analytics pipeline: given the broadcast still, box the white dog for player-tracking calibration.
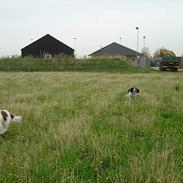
[0,110,22,135]
[125,87,140,99]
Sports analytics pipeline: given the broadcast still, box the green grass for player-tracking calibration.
[0,72,183,182]
[0,57,151,73]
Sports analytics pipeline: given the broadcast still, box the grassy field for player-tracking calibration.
[0,71,183,183]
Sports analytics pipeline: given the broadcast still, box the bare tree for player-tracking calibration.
[141,47,150,57]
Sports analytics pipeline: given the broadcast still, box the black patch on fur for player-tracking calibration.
[136,88,140,93]
[1,111,8,121]
[10,114,15,119]
[127,87,140,94]
[128,88,134,93]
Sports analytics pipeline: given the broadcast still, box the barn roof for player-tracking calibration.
[21,34,74,51]
[89,42,140,56]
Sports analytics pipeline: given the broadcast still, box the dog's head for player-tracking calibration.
[128,87,140,95]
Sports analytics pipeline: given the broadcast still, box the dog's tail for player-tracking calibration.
[10,114,22,123]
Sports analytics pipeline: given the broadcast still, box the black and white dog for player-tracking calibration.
[125,87,140,99]
[0,110,22,135]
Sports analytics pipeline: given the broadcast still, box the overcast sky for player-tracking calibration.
[0,0,183,57]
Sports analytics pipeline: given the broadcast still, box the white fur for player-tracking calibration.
[0,110,22,135]
[11,116,22,123]
[125,91,138,99]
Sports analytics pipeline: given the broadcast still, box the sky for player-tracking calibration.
[0,0,183,57]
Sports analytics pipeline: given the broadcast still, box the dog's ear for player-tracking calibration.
[136,88,140,93]
[128,88,133,93]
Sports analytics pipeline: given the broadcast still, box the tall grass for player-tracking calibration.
[0,72,183,182]
[0,57,150,73]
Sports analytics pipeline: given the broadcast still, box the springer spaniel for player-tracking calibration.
[0,110,22,135]
[125,87,140,99]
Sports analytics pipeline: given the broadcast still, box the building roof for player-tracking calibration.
[21,34,74,51]
[89,42,140,57]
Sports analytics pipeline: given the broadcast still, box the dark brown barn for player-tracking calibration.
[21,34,74,58]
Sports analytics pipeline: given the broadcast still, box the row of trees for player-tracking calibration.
[141,47,176,58]
[153,48,176,57]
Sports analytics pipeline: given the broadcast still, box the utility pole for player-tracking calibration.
[143,36,146,49]
[136,27,139,54]
[74,37,76,57]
